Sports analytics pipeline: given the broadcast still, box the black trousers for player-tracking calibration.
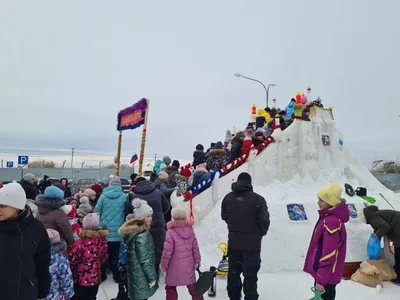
[72,284,99,300]
[227,247,261,300]
[395,246,400,276]
[321,284,336,300]
[108,241,121,281]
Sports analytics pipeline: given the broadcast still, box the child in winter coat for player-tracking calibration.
[161,207,203,300]
[303,184,349,300]
[118,199,158,300]
[76,196,93,225]
[69,213,109,300]
[46,229,74,300]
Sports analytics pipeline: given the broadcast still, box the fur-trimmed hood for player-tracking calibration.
[50,242,67,255]
[118,219,150,238]
[166,165,179,173]
[167,219,195,239]
[209,149,226,156]
[79,228,109,239]
[194,167,208,174]
[35,194,65,210]
[175,174,187,181]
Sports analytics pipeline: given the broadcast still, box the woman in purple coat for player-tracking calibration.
[303,184,349,300]
[160,208,203,300]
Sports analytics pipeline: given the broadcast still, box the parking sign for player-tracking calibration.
[18,156,29,165]
[6,161,14,168]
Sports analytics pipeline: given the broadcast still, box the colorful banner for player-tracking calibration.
[117,98,148,131]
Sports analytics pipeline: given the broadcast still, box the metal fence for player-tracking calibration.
[0,168,135,182]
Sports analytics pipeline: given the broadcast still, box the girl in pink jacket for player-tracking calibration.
[161,208,203,300]
[303,184,349,300]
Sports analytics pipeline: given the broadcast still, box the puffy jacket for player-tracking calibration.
[363,206,400,247]
[303,201,349,286]
[35,195,75,246]
[221,179,270,250]
[161,219,201,286]
[20,179,38,200]
[119,219,159,300]
[206,149,229,171]
[193,150,206,168]
[46,242,74,300]
[131,180,170,265]
[94,185,128,242]
[0,206,51,300]
[69,229,109,286]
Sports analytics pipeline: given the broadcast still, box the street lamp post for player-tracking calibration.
[234,73,276,107]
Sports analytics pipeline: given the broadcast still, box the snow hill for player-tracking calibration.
[172,107,400,273]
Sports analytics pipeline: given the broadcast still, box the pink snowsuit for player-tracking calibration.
[303,202,349,286]
[161,218,203,300]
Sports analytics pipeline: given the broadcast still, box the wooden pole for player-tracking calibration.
[138,99,149,177]
[115,131,123,176]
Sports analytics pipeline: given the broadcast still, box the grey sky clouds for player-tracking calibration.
[1,0,399,167]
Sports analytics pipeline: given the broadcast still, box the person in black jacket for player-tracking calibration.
[221,172,270,300]
[0,183,51,300]
[129,179,170,278]
[20,173,38,200]
[59,178,72,199]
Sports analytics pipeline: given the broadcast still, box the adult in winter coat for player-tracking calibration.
[119,199,158,300]
[206,142,229,171]
[160,208,202,300]
[166,163,180,188]
[304,184,349,300]
[359,205,400,284]
[191,165,212,193]
[154,172,175,198]
[45,229,74,300]
[193,144,206,168]
[20,173,38,200]
[94,176,128,282]
[285,98,296,118]
[221,172,270,300]
[38,175,52,193]
[131,179,171,274]
[0,183,51,300]
[36,186,75,246]
[60,178,72,199]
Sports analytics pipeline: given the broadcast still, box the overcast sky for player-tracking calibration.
[1,0,399,168]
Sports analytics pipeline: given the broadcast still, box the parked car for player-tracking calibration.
[71,178,98,194]
[120,178,131,193]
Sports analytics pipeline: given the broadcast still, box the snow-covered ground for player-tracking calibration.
[99,108,400,299]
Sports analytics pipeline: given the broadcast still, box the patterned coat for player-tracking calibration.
[205,149,229,171]
[119,219,159,300]
[94,186,128,242]
[69,229,109,286]
[46,242,74,300]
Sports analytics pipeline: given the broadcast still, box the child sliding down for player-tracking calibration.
[161,207,203,300]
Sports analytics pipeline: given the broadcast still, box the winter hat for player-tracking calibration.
[172,160,180,169]
[0,183,27,210]
[78,196,92,214]
[171,207,187,220]
[90,184,103,195]
[108,176,121,186]
[23,173,36,181]
[197,163,207,170]
[214,141,224,149]
[130,173,138,181]
[254,131,264,137]
[53,182,66,192]
[44,186,64,200]
[163,156,172,166]
[61,205,77,219]
[82,213,100,230]
[363,205,379,221]
[196,144,204,151]
[132,199,153,221]
[47,229,60,244]
[237,172,252,185]
[317,184,342,207]
[83,188,96,198]
[181,167,192,179]
[159,171,169,180]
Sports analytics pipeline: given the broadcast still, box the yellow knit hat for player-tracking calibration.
[317,184,342,207]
